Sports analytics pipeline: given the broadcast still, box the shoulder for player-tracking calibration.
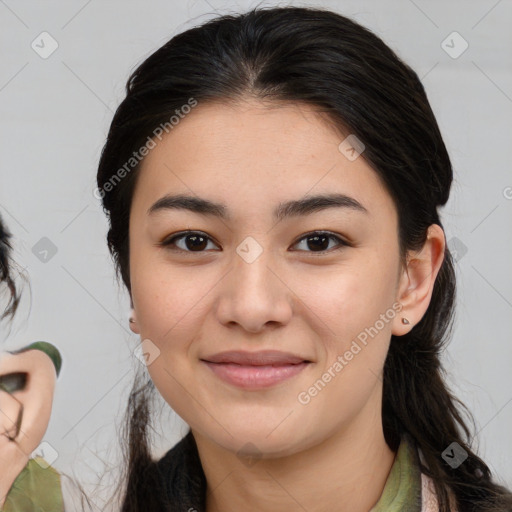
[2,457,64,512]
[421,473,459,512]
[417,446,458,512]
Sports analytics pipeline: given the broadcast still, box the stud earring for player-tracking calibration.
[401,317,410,325]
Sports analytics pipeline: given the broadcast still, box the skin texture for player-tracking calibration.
[128,99,445,512]
[0,349,57,507]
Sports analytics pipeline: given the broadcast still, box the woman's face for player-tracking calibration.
[128,99,405,457]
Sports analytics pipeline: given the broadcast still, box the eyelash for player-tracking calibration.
[159,230,350,256]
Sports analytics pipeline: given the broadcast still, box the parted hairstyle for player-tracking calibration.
[96,6,512,512]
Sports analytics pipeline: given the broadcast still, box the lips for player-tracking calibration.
[200,350,312,389]
[201,350,310,366]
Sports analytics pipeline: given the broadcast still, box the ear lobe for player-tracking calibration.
[129,309,140,334]
[392,224,446,336]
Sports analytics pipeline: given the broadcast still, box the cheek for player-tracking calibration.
[297,256,399,347]
[294,268,396,430]
[130,263,209,416]
[293,255,398,407]
[130,247,209,339]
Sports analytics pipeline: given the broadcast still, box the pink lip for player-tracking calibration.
[200,350,312,390]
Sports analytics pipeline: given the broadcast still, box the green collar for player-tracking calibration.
[370,435,422,512]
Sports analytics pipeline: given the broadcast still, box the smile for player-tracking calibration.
[200,350,312,390]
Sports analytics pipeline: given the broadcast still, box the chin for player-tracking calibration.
[197,420,312,459]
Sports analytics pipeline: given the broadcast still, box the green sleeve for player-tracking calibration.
[7,341,62,377]
[2,458,64,512]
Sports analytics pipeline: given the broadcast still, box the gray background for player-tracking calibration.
[1,0,511,501]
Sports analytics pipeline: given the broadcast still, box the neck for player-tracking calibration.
[193,387,396,512]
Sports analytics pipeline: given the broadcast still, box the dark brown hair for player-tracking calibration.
[96,6,512,511]
[0,215,20,320]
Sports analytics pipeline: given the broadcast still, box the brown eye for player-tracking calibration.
[160,230,348,256]
[161,231,219,252]
[292,231,348,254]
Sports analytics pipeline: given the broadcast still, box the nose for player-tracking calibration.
[214,242,293,334]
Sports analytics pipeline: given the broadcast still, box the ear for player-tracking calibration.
[129,308,140,334]
[392,224,446,336]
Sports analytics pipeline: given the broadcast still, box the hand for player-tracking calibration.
[0,343,60,507]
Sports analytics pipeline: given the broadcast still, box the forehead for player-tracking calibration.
[145,99,348,170]
[132,99,396,222]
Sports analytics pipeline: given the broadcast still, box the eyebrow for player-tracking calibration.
[147,193,368,221]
